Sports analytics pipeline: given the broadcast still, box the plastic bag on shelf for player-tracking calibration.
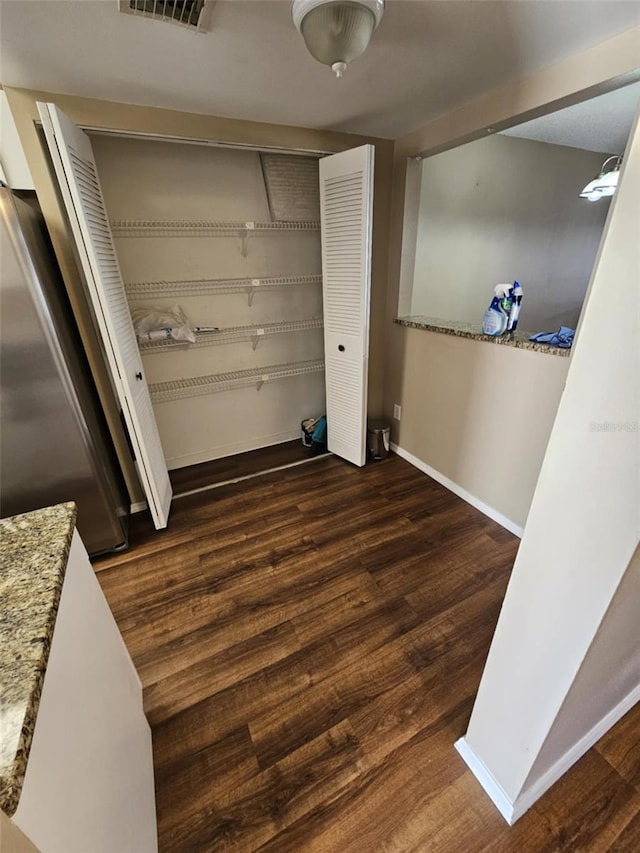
[132,304,196,344]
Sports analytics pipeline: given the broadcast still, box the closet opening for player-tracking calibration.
[40,101,375,522]
[90,132,328,494]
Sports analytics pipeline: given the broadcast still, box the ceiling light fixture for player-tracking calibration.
[579,154,623,202]
[292,0,384,78]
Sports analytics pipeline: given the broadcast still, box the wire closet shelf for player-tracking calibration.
[111,220,321,237]
[149,359,325,403]
[125,274,322,301]
[139,318,323,352]
[112,219,321,256]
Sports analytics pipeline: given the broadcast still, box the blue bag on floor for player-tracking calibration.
[312,415,327,446]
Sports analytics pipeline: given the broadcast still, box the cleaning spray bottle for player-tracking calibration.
[482,285,510,336]
[495,284,513,322]
[506,281,523,332]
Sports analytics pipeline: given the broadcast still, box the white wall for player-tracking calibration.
[459,102,640,820]
[13,531,157,852]
[411,134,610,330]
[92,136,325,468]
[523,543,640,790]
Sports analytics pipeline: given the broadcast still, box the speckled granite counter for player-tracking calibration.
[394,316,571,357]
[0,502,77,817]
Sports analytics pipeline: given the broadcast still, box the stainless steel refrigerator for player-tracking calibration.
[0,183,129,554]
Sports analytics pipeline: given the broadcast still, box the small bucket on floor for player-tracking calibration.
[367,421,390,461]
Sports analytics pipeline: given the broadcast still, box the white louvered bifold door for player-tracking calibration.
[38,102,172,529]
[320,144,374,467]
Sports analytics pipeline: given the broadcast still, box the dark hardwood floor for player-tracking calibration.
[168,439,328,495]
[93,454,640,852]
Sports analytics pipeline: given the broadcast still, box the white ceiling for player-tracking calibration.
[501,80,640,153]
[0,0,639,139]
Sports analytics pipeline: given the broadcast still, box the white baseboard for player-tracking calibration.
[130,501,147,514]
[454,738,515,824]
[513,680,640,821]
[456,680,640,825]
[390,443,524,538]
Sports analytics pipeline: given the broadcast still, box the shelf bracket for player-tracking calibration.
[240,221,255,258]
[251,327,265,351]
[247,278,261,307]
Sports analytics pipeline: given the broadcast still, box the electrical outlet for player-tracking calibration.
[393,403,402,421]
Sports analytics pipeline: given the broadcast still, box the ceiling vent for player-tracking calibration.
[118,0,211,32]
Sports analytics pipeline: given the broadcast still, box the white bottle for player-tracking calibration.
[482,296,508,335]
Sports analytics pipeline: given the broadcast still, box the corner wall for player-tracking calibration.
[385,325,568,530]
[459,97,640,821]
[522,543,640,794]
[383,26,640,531]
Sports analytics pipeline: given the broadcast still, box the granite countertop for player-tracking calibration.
[0,502,77,817]
[394,316,571,357]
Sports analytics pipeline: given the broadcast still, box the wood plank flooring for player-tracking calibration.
[168,440,327,494]
[93,454,640,852]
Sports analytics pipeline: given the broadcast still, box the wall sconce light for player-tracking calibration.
[292,0,384,78]
[579,154,623,202]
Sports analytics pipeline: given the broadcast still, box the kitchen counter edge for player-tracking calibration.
[394,316,571,357]
[0,502,77,817]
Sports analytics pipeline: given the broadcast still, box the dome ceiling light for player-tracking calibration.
[292,0,384,78]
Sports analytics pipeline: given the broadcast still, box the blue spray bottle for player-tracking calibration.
[482,292,508,336]
[506,281,523,332]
